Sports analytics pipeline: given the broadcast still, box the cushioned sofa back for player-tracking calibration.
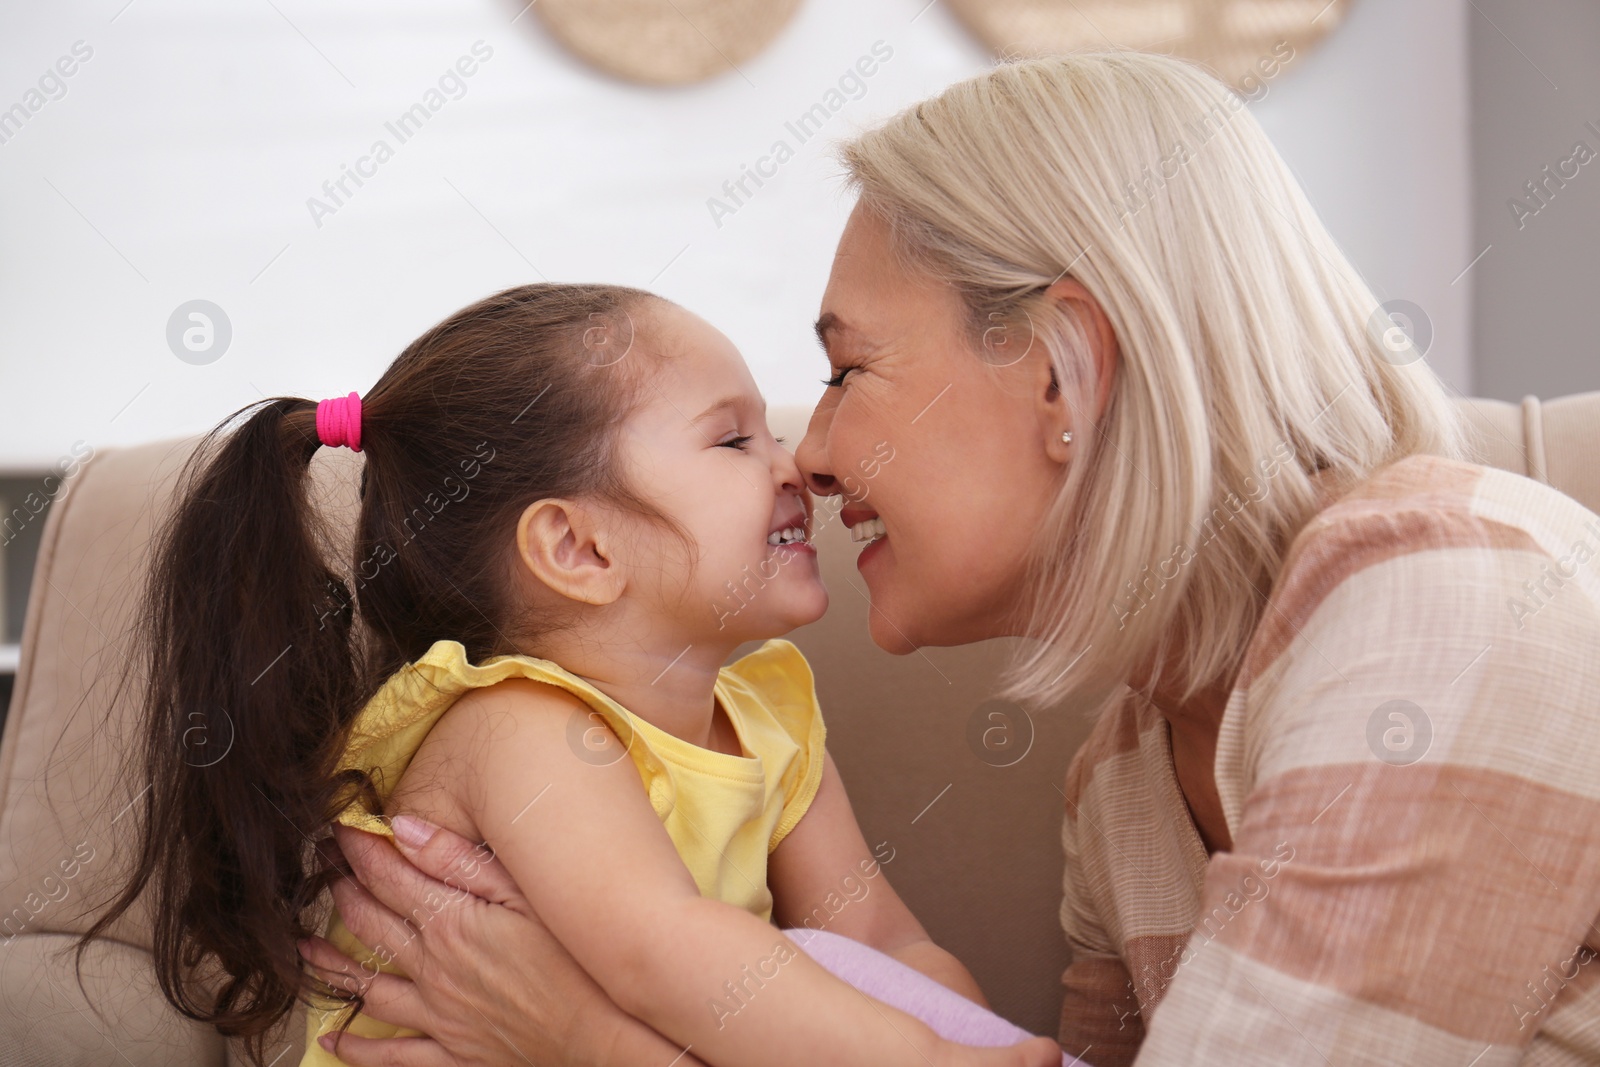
[0,436,365,1066]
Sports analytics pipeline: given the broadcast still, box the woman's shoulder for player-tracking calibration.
[1221,451,1600,825]
[1291,452,1596,564]
[1240,452,1600,691]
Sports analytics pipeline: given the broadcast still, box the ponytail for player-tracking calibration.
[82,396,371,1059]
[81,282,671,1063]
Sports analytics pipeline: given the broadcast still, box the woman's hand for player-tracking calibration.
[300,817,704,1067]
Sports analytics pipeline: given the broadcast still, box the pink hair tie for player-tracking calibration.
[315,391,362,452]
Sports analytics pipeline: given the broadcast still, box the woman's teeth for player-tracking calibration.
[767,527,809,546]
[849,518,886,543]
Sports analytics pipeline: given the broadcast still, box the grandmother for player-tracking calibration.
[303,51,1600,1067]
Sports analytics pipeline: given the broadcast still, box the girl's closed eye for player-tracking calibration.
[719,433,755,451]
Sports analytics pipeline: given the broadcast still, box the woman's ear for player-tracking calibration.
[1036,277,1119,464]
[515,498,625,606]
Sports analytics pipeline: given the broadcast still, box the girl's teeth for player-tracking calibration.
[849,518,886,543]
[767,526,809,546]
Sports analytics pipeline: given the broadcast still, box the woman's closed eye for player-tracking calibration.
[820,365,856,388]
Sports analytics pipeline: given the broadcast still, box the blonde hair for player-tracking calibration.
[839,51,1470,709]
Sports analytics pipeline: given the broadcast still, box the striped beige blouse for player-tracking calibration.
[1055,453,1600,1067]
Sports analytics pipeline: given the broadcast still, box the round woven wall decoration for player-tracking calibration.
[944,0,1357,92]
[536,0,804,86]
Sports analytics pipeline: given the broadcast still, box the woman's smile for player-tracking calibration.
[841,506,885,545]
[840,505,888,569]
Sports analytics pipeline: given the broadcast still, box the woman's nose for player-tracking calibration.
[793,415,838,498]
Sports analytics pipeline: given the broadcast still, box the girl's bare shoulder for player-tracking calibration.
[389,677,594,834]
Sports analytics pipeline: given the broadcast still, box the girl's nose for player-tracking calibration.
[773,440,806,495]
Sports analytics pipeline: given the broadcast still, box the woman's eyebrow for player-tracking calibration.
[813,311,845,350]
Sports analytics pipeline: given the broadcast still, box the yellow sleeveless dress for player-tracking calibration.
[301,637,827,1065]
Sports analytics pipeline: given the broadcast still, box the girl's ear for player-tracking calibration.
[515,498,625,606]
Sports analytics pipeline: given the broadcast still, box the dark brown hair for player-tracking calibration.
[80,283,670,1062]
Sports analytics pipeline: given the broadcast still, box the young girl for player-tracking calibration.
[88,284,1068,1067]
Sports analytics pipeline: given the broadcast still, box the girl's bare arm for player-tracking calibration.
[768,748,990,1006]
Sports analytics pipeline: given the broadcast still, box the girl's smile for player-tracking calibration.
[766,496,814,551]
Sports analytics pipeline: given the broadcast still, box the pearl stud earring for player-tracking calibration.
[1061,430,1073,444]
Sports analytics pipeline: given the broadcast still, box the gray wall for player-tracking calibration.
[1470,0,1600,402]
[1254,0,1474,398]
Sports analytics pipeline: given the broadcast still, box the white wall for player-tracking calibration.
[0,0,1471,470]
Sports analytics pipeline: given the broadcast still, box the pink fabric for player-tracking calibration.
[787,928,1087,1066]
[316,391,362,451]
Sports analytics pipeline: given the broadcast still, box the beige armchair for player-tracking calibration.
[2,392,1596,1066]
